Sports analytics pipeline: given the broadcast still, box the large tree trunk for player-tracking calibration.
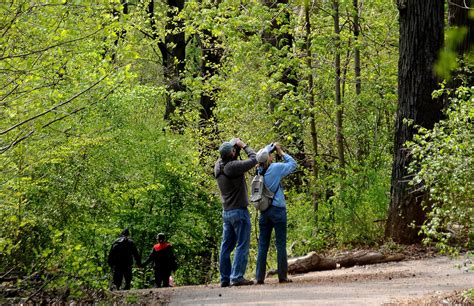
[385,0,444,244]
[268,251,405,275]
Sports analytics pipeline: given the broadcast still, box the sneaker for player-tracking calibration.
[231,278,254,286]
[256,280,264,285]
[221,282,230,288]
[279,278,292,283]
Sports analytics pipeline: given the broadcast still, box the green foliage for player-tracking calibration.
[435,27,470,80]
[408,86,474,254]
[2,0,451,299]
[0,84,221,297]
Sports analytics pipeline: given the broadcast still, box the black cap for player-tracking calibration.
[157,233,165,241]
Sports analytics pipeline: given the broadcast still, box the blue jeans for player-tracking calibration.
[256,205,287,282]
[219,208,251,284]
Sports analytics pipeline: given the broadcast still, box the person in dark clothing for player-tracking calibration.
[107,228,141,290]
[143,233,177,288]
[214,137,257,287]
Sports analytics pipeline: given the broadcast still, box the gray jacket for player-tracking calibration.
[214,146,257,211]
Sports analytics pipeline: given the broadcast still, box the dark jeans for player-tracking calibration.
[256,205,288,282]
[112,265,132,290]
[154,268,171,288]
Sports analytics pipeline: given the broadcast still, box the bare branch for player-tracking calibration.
[0,130,35,154]
[0,74,109,136]
[0,81,122,154]
[0,82,61,105]
[448,0,473,9]
[0,28,103,61]
[42,82,122,129]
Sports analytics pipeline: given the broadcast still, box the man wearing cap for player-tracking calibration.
[214,137,257,287]
[107,228,141,290]
[143,233,177,288]
[254,142,297,285]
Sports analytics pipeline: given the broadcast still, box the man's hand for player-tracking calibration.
[235,138,247,149]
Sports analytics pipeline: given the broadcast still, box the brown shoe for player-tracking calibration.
[231,278,254,286]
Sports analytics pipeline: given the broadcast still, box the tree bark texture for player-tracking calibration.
[386,0,444,244]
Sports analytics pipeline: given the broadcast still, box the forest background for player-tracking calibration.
[0,0,472,299]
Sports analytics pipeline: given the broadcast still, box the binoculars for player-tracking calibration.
[267,143,276,153]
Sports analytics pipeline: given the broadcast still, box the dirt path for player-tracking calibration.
[126,255,472,305]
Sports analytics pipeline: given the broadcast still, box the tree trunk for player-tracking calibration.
[353,0,361,96]
[199,28,222,124]
[197,2,223,174]
[304,0,319,213]
[262,0,303,163]
[198,0,223,128]
[147,0,186,129]
[268,250,405,275]
[110,1,128,63]
[385,0,444,244]
[353,0,365,161]
[332,0,345,169]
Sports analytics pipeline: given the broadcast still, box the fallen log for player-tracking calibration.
[268,250,405,275]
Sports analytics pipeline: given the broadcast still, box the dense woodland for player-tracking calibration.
[1,0,473,300]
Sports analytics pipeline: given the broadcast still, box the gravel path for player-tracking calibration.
[146,255,473,305]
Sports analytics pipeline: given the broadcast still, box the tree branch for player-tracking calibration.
[0,28,103,61]
[448,0,473,9]
[0,74,109,136]
[0,82,122,154]
[1,82,60,105]
[0,130,35,154]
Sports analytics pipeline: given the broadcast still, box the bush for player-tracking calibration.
[408,86,474,253]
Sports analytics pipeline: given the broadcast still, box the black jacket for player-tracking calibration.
[108,236,141,268]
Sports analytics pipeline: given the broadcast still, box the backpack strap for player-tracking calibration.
[215,160,227,178]
[259,165,280,195]
[216,160,240,179]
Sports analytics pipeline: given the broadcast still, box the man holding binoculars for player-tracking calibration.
[214,138,257,287]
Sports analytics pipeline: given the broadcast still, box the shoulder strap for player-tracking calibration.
[215,161,226,178]
[216,160,240,179]
[260,166,280,194]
